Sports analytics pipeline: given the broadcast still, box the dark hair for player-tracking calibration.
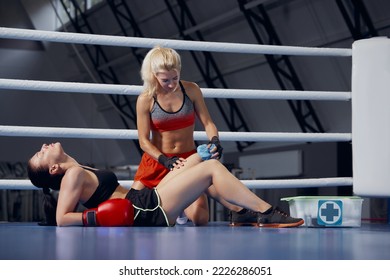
[27,159,64,226]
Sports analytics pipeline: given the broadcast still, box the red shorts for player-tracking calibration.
[134,150,196,188]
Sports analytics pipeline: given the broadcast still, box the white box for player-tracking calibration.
[281,196,364,227]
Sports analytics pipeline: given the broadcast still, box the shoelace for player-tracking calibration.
[237,208,290,217]
[273,207,289,217]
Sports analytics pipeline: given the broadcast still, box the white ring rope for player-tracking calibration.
[0,27,352,57]
[0,27,353,191]
[0,78,351,101]
[0,125,351,142]
[0,177,353,191]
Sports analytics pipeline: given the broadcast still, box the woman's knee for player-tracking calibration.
[185,194,209,226]
[188,209,209,226]
[201,159,223,170]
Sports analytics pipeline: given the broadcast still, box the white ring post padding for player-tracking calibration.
[0,78,351,101]
[0,27,352,57]
[352,37,390,197]
[0,125,352,142]
[0,177,353,191]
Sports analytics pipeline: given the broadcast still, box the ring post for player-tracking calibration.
[352,37,390,197]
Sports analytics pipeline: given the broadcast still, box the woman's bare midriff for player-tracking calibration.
[110,185,130,199]
[151,125,196,154]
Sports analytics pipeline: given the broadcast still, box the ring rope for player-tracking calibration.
[0,27,352,57]
[0,78,351,101]
[0,125,351,142]
[0,27,353,192]
[0,177,353,191]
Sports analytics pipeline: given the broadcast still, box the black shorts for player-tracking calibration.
[126,188,170,227]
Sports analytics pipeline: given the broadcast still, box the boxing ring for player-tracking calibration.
[1,27,390,262]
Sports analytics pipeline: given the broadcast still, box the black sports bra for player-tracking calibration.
[82,166,120,209]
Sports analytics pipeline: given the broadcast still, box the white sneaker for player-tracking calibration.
[176,211,188,225]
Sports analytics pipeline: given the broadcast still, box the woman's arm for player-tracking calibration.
[136,93,164,160]
[186,81,219,140]
[55,167,85,226]
[185,81,222,158]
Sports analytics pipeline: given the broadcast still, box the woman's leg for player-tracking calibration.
[157,154,209,225]
[158,155,240,218]
[158,153,202,183]
[205,185,243,213]
[183,194,209,226]
[156,156,271,224]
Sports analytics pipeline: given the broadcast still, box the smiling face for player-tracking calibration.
[155,69,180,93]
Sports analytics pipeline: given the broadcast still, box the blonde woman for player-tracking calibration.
[134,46,229,225]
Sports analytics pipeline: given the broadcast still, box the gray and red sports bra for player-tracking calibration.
[150,81,195,132]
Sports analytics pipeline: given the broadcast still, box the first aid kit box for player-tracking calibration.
[281,196,363,227]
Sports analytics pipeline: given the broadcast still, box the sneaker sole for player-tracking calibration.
[229,222,258,227]
[258,219,304,228]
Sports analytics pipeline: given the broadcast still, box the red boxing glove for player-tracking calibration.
[82,198,134,227]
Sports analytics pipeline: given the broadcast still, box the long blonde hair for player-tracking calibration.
[140,46,182,97]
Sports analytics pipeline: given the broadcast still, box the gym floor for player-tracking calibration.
[1,221,389,260]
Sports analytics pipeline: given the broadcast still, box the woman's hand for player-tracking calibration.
[208,136,223,159]
[158,155,186,170]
